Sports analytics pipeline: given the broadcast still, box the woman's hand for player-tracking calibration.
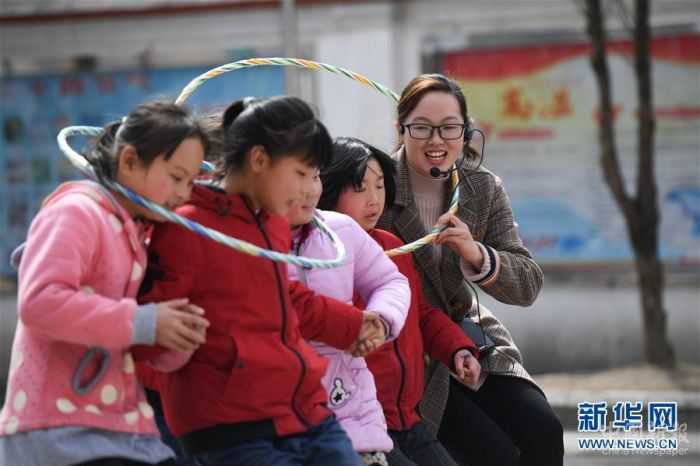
[435,213,483,271]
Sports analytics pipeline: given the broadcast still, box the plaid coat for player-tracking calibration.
[376,149,544,434]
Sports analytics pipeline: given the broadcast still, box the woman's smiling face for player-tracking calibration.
[401,91,465,177]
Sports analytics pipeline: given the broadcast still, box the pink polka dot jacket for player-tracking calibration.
[0,181,160,437]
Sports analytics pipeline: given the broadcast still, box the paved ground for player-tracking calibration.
[565,454,700,466]
[537,363,700,392]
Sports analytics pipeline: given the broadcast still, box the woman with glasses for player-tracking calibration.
[375,74,564,466]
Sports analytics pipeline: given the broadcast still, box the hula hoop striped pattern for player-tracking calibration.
[57,125,346,269]
[54,125,215,174]
[176,57,461,257]
[176,57,399,105]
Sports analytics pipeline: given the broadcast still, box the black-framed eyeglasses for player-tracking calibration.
[401,123,466,140]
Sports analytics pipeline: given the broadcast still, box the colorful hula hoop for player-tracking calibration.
[176,57,461,257]
[57,125,346,269]
[385,170,459,257]
[57,125,215,175]
[176,57,399,105]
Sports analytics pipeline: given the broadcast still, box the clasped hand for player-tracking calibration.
[155,298,210,353]
[346,311,386,358]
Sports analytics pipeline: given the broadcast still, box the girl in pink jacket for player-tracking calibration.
[0,102,210,466]
[287,172,410,466]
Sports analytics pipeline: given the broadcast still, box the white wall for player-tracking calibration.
[1,0,698,146]
[315,27,397,150]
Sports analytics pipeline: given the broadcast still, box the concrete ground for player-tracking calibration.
[476,278,700,465]
[565,453,700,466]
[543,364,700,465]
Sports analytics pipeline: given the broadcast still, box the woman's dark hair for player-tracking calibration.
[319,136,397,211]
[85,101,208,180]
[217,96,332,178]
[395,73,479,162]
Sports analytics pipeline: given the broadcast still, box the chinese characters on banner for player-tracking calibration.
[443,34,700,264]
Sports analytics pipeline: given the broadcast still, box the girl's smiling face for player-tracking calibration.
[254,152,320,217]
[117,136,205,221]
[286,168,322,227]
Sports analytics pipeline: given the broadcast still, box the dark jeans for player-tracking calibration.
[192,416,361,466]
[385,420,457,466]
[145,389,196,466]
[438,375,564,466]
[74,459,178,466]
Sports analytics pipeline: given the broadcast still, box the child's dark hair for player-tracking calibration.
[319,137,397,211]
[86,101,208,180]
[217,96,332,178]
[197,111,225,162]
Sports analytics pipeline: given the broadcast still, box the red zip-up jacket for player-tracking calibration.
[137,185,364,441]
[359,229,478,431]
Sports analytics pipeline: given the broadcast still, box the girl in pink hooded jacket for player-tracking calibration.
[287,171,410,466]
[0,102,210,466]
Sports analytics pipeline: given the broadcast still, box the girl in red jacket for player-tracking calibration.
[319,137,481,466]
[137,97,383,466]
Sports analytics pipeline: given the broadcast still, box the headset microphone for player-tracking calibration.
[430,166,455,178]
[429,125,484,179]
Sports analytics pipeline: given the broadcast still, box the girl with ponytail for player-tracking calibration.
[138,96,383,466]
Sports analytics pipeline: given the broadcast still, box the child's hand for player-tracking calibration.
[453,348,481,387]
[155,298,210,353]
[347,311,386,357]
[180,303,207,328]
